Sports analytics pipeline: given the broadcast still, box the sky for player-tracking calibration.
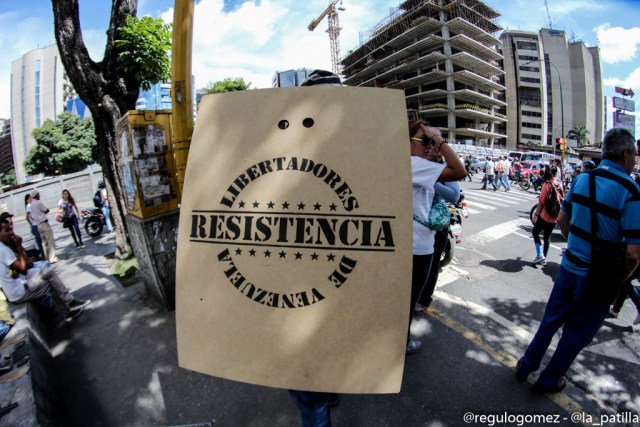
[0,0,639,136]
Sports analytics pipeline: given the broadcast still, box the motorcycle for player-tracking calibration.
[440,191,468,267]
[519,173,543,192]
[80,208,106,237]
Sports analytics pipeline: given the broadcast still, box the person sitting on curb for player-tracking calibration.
[0,219,89,323]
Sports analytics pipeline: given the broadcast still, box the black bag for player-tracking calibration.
[583,171,628,305]
[93,190,104,208]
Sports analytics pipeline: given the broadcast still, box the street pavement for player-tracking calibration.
[7,187,640,426]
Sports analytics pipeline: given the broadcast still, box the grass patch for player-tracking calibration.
[112,255,140,288]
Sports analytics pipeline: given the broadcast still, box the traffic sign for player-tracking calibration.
[615,86,635,98]
[613,96,635,112]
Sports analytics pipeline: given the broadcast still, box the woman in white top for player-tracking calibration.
[58,190,85,248]
[407,120,467,354]
[25,194,46,260]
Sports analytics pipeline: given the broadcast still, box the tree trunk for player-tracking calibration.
[52,0,139,258]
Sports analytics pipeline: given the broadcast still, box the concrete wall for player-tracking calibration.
[0,166,103,217]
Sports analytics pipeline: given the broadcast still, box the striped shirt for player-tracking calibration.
[561,160,640,276]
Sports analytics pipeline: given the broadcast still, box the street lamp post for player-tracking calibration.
[524,59,565,162]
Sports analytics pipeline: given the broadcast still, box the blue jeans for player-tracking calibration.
[519,266,609,387]
[102,204,113,232]
[0,321,11,342]
[289,390,331,427]
[31,224,45,260]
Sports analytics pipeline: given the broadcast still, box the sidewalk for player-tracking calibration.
[3,219,621,426]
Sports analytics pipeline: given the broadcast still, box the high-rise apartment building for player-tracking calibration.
[10,44,75,183]
[0,119,15,182]
[135,81,172,110]
[500,29,604,151]
[341,0,507,147]
[272,69,312,87]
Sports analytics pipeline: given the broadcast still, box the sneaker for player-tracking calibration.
[70,299,90,310]
[532,255,545,264]
[607,309,620,319]
[414,303,425,315]
[64,307,84,323]
[80,244,86,248]
[406,340,422,355]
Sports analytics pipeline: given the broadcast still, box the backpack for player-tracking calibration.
[93,190,104,208]
[545,181,563,217]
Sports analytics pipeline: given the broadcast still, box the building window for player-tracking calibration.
[520,87,541,107]
[519,66,540,72]
[522,133,542,140]
[522,122,542,129]
[522,111,542,117]
[516,41,538,50]
[520,77,541,84]
[35,59,41,128]
[517,55,539,61]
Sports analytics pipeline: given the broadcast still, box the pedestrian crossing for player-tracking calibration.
[460,183,539,215]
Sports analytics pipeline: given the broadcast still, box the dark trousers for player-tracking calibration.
[418,229,448,308]
[612,277,640,313]
[519,266,609,387]
[66,215,83,247]
[409,254,433,344]
[532,216,556,257]
[289,390,331,427]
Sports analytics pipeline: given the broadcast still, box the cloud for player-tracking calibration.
[159,0,389,90]
[604,66,640,89]
[594,24,640,63]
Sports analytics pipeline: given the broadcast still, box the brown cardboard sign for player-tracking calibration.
[176,87,412,393]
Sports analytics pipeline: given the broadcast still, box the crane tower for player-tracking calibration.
[308,0,345,75]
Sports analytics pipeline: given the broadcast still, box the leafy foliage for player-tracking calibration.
[0,170,16,186]
[203,77,252,94]
[567,125,590,147]
[114,16,172,91]
[25,113,97,176]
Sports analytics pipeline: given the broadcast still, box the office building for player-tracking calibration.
[0,119,15,182]
[135,81,172,110]
[272,69,312,87]
[10,44,75,183]
[341,0,507,147]
[500,29,604,151]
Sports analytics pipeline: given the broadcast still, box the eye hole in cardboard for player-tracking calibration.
[303,118,314,128]
[278,120,289,130]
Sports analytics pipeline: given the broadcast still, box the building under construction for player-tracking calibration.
[341,0,507,147]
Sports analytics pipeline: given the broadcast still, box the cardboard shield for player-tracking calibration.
[176,87,412,393]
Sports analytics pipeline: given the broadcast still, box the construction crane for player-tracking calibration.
[543,0,553,28]
[308,0,345,75]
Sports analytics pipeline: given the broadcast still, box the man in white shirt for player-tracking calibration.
[29,190,58,263]
[481,156,497,190]
[0,219,88,322]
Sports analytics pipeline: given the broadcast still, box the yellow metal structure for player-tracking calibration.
[308,0,344,75]
[171,0,195,203]
[115,110,179,219]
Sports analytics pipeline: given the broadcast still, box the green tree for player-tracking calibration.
[566,125,590,147]
[114,16,172,91]
[0,170,16,186]
[203,77,251,94]
[24,112,97,176]
[52,1,172,257]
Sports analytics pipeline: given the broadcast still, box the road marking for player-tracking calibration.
[513,231,565,252]
[425,294,622,424]
[464,218,529,248]
[461,200,496,210]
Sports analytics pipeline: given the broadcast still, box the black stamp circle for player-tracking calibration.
[278,120,289,130]
[302,118,314,128]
